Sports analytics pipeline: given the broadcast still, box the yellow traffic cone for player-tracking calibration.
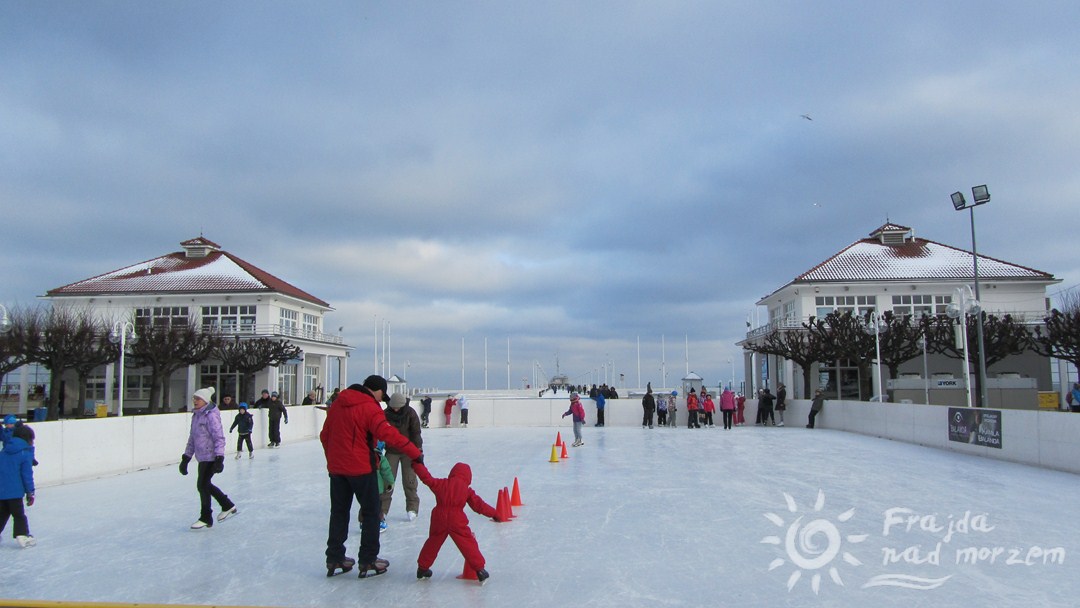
[549,444,560,462]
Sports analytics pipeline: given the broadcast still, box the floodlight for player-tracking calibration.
[971,184,990,205]
[951,191,967,210]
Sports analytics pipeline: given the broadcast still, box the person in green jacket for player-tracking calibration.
[358,441,394,532]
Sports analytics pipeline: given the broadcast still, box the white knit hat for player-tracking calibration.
[193,387,216,404]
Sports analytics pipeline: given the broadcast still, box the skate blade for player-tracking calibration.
[358,567,388,579]
[326,564,354,577]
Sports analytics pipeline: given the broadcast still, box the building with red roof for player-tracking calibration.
[36,237,350,414]
[738,223,1060,407]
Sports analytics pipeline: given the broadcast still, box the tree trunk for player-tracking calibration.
[48,373,64,421]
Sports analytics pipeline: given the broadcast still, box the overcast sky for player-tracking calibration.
[2,1,1078,392]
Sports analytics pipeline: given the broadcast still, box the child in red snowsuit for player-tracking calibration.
[412,461,499,583]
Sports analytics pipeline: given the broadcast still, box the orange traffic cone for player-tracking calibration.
[457,562,479,580]
[560,441,569,459]
[549,444,560,463]
[496,488,513,521]
[502,487,516,519]
[555,431,563,447]
[511,477,524,507]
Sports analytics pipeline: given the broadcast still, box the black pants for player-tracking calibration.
[760,407,774,425]
[703,412,714,427]
[236,433,253,454]
[596,409,605,426]
[268,417,282,445]
[327,472,381,564]
[196,461,234,525]
[421,411,430,426]
[687,410,699,428]
[460,409,469,425]
[808,410,819,428]
[0,498,30,538]
[722,410,734,429]
[642,409,654,427]
[657,410,667,426]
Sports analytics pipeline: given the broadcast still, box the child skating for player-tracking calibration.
[0,423,36,547]
[411,460,500,584]
[228,403,255,459]
[562,393,586,446]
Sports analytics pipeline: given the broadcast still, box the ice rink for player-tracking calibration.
[3,423,1078,608]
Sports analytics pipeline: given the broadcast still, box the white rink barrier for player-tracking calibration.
[26,397,1080,486]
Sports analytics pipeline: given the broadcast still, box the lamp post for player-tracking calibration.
[0,304,11,334]
[727,358,734,391]
[950,185,991,407]
[109,321,138,417]
[945,286,980,408]
[862,312,887,401]
[920,334,930,405]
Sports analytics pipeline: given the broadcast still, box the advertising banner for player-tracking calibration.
[947,407,1002,448]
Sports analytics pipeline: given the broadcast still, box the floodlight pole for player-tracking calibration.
[952,185,991,407]
[110,320,138,417]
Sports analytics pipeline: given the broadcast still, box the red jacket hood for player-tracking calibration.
[449,462,472,486]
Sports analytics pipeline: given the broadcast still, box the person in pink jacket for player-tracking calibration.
[720,389,737,430]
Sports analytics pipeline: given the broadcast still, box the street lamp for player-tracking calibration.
[945,286,980,408]
[109,321,138,417]
[862,312,887,401]
[950,185,990,407]
[0,304,11,334]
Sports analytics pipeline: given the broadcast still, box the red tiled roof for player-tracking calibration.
[793,236,1054,283]
[45,241,331,308]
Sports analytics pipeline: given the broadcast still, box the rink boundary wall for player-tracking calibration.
[27,397,1080,486]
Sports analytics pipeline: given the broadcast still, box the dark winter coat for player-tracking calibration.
[0,436,34,500]
[811,394,826,413]
[642,392,656,413]
[383,403,423,455]
[229,410,255,435]
[267,398,288,422]
[776,387,787,411]
[320,386,421,477]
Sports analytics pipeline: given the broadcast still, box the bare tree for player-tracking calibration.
[925,313,1035,406]
[1033,289,1080,382]
[744,325,830,398]
[806,311,876,399]
[22,306,102,420]
[127,319,222,414]
[0,306,36,386]
[215,337,302,403]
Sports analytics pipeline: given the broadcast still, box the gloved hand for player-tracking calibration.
[413,453,424,466]
[213,455,225,474]
[284,418,288,424]
[179,454,191,476]
[25,493,35,507]
[386,484,394,494]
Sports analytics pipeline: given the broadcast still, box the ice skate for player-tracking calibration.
[326,557,355,577]
[476,568,490,585]
[778,422,785,427]
[234,453,241,460]
[417,567,433,580]
[249,452,254,459]
[190,520,211,529]
[379,520,388,532]
[16,535,35,548]
[357,558,389,578]
[407,511,418,521]
[217,506,238,522]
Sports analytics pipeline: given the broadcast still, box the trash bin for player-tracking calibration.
[95,403,108,418]
[33,407,47,422]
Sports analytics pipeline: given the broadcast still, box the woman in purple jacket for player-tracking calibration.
[180,387,238,529]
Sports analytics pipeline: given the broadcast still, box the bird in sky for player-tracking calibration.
[800,114,813,121]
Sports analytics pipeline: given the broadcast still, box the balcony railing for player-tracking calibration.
[210,324,345,345]
[745,310,1051,341]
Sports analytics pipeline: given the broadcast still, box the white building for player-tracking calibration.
[739,223,1059,406]
[33,236,350,414]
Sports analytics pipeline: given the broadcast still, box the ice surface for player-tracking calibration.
[3,426,1079,607]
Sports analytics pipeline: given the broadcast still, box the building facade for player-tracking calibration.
[739,223,1060,407]
[23,237,350,414]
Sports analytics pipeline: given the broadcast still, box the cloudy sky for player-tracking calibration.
[2,1,1078,392]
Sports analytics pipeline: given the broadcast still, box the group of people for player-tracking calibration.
[175,376,500,585]
[634,383,828,430]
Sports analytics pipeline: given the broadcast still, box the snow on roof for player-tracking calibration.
[46,241,331,308]
[794,237,1053,284]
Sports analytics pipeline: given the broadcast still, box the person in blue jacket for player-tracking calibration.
[0,423,37,547]
[228,403,255,459]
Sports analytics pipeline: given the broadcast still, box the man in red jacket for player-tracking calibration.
[321,375,423,579]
